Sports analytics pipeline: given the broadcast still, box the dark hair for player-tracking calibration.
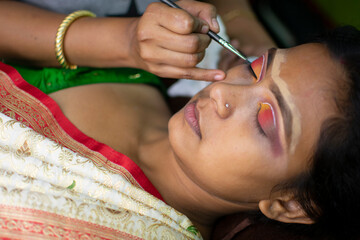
[250,26,360,240]
[285,26,360,240]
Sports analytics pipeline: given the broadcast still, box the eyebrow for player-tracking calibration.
[267,48,276,70]
[266,49,293,148]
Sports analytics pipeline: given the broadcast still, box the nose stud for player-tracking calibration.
[225,103,229,108]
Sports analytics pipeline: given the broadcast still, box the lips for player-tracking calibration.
[184,101,201,138]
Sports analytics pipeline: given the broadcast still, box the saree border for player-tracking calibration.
[0,204,142,239]
[0,62,162,200]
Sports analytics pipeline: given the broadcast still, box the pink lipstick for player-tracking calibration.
[184,102,201,138]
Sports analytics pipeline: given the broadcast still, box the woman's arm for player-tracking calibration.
[0,0,66,66]
[0,0,225,81]
[0,0,153,68]
[0,0,137,68]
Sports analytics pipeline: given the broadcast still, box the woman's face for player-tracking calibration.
[168,43,342,204]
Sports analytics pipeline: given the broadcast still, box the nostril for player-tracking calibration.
[217,102,231,119]
[213,98,232,119]
[211,98,218,111]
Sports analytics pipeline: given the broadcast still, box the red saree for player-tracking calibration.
[0,61,162,200]
[0,62,199,239]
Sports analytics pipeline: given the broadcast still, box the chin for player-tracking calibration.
[168,111,182,145]
[168,109,192,157]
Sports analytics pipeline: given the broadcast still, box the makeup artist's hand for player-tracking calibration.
[131,1,226,81]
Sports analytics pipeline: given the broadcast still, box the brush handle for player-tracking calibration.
[160,0,180,8]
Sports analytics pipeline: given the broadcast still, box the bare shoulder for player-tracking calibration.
[49,83,171,157]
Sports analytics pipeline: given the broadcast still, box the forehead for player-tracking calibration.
[282,43,340,111]
[284,43,338,80]
[280,43,341,167]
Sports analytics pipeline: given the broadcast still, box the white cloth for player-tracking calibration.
[0,111,200,239]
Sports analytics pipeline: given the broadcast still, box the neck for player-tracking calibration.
[139,135,214,238]
[138,129,257,239]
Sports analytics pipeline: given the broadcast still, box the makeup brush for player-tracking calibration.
[159,0,257,79]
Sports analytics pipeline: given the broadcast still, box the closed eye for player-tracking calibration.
[256,102,276,138]
[250,55,266,83]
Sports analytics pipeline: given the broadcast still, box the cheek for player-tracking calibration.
[187,124,287,202]
[202,118,281,173]
[201,122,260,168]
[168,112,205,168]
[196,142,283,202]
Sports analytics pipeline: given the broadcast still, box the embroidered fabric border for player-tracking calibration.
[0,103,199,239]
[0,62,162,200]
[0,205,141,240]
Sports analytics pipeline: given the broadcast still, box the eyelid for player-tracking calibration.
[257,102,277,137]
[250,54,267,83]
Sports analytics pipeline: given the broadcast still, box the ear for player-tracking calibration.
[259,195,314,225]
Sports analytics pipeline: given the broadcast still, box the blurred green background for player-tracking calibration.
[314,0,360,29]
[252,0,360,47]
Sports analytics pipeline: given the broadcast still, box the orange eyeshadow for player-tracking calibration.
[250,55,266,82]
[258,102,276,136]
[258,102,282,155]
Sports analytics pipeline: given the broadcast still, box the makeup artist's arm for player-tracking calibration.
[0,0,225,81]
[0,0,140,68]
[207,0,276,56]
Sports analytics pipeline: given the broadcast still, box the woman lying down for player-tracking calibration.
[0,26,359,240]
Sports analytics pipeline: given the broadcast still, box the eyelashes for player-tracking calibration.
[256,102,276,137]
[250,55,266,82]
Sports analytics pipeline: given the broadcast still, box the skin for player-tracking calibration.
[49,43,343,239]
[168,44,338,203]
[0,0,277,78]
[270,51,302,154]
[0,0,225,81]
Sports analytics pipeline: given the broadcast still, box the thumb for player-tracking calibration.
[192,17,209,34]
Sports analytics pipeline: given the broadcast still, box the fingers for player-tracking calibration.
[135,2,224,81]
[140,42,205,67]
[177,0,219,33]
[147,2,209,35]
[150,64,225,81]
[164,33,211,53]
[146,26,211,54]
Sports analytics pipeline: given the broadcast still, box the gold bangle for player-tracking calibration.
[55,10,96,69]
[222,8,255,23]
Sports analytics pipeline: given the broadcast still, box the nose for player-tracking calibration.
[209,82,234,119]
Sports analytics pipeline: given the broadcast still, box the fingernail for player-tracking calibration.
[214,74,224,81]
[212,18,219,31]
[201,24,209,33]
